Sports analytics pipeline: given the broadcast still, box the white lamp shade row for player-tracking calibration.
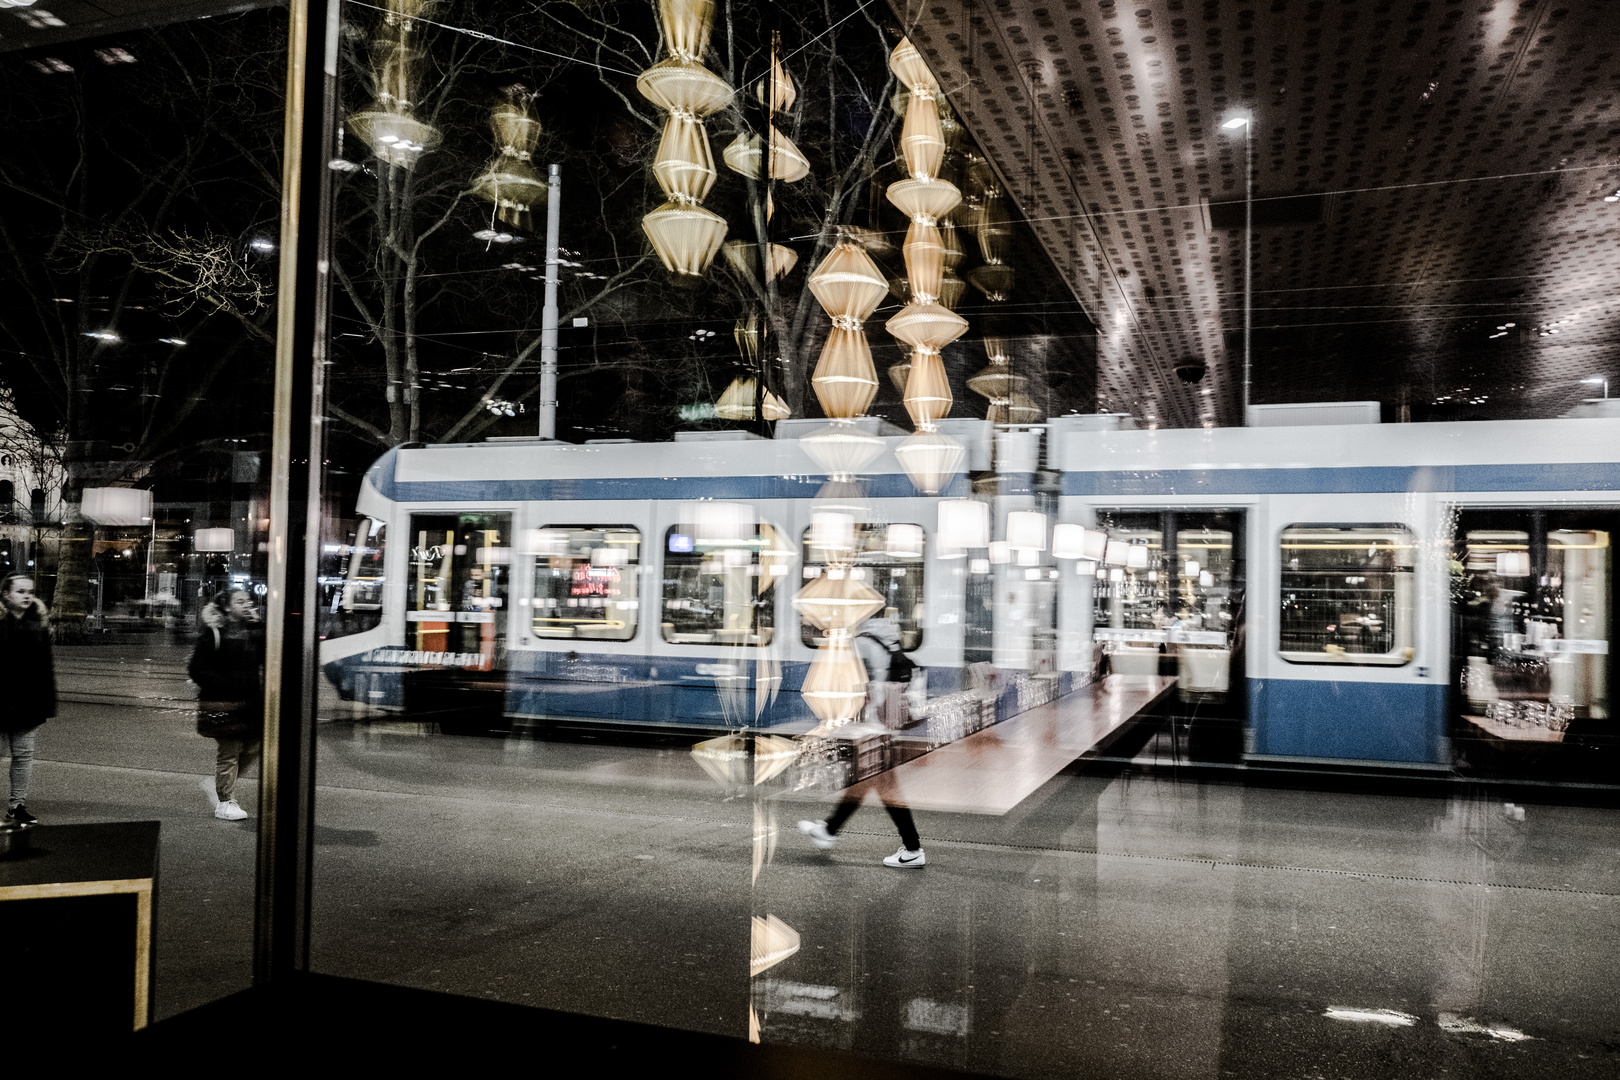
[193,528,235,553]
[82,487,152,526]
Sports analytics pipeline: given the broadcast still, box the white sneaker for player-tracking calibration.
[883,846,926,868]
[215,800,249,821]
[798,820,835,849]
[200,776,220,810]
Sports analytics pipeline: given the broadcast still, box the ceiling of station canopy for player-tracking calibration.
[891,0,1620,427]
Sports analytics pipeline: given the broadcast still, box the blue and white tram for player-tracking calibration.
[1051,413,1620,777]
[323,412,1619,781]
[321,424,985,733]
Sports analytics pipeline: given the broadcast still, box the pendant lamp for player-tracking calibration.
[636,0,732,275]
[471,98,547,232]
[806,241,887,419]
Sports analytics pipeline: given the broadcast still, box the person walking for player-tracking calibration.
[0,574,55,826]
[798,613,926,868]
[189,588,264,821]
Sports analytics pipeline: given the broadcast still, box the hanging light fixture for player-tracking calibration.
[470,95,547,232]
[347,0,441,169]
[806,241,887,419]
[637,0,732,275]
[721,239,799,283]
[894,429,966,495]
[1007,511,1047,554]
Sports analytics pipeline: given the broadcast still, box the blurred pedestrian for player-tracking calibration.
[189,588,263,821]
[0,574,55,826]
[798,613,926,868]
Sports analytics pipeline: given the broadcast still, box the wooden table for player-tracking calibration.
[846,675,1176,815]
[0,821,159,1032]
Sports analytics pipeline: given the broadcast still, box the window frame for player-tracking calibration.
[658,521,787,648]
[797,521,927,652]
[1278,522,1415,667]
[528,523,643,643]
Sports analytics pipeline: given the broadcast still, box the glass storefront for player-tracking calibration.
[9,0,1620,1069]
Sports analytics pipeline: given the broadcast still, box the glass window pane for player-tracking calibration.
[529,525,640,641]
[320,517,386,640]
[1279,525,1414,665]
[406,512,511,665]
[659,518,782,647]
[799,523,926,651]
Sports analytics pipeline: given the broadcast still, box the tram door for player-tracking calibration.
[402,512,513,733]
[1451,509,1615,783]
[1090,509,1248,759]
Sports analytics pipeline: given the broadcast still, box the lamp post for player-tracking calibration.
[538,163,562,440]
[1222,111,1253,424]
[1583,376,1609,399]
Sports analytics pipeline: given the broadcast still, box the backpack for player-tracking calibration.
[859,632,915,684]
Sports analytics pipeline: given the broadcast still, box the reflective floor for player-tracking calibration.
[25,641,1620,1075]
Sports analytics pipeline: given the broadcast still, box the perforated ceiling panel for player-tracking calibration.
[892,0,1620,427]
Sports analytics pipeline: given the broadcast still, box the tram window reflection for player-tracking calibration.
[660,519,785,647]
[320,516,386,639]
[528,526,640,641]
[406,512,511,664]
[1279,525,1414,665]
[798,522,926,650]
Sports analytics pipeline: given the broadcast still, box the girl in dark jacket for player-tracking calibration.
[189,588,264,821]
[0,574,55,826]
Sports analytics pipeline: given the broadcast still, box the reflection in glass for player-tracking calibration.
[799,523,925,651]
[1280,525,1413,664]
[528,525,640,641]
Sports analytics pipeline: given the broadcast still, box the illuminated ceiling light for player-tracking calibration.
[472,96,548,232]
[158,337,186,346]
[1221,113,1251,130]
[249,238,276,252]
[82,330,120,341]
[895,428,966,495]
[1007,510,1047,553]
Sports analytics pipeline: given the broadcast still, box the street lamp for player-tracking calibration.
[1583,376,1609,398]
[1222,110,1254,424]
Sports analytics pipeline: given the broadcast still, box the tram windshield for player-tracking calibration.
[1279,525,1414,665]
[799,522,926,651]
[660,510,786,647]
[529,526,640,642]
[320,516,385,640]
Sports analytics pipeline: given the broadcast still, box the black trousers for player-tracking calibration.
[825,794,921,852]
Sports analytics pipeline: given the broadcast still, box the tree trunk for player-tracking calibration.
[51,505,91,643]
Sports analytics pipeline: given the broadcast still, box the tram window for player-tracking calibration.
[406,512,511,665]
[798,523,926,651]
[1279,525,1414,665]
[319,517,386,639]
[529,525,640,642]
[660,510,785,647]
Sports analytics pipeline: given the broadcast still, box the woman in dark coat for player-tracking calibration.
[189,588,264,821]
[0,574,55,826]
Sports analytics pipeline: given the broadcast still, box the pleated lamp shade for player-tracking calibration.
[889,38,939,93]
[902,349,953,428]
[721,239,798,282]
[1007,391,1042,424]
[651,114,717,203]
[968,262,1016,301]
[643,201,728,275]
[756,48,797,112]
[471,100,546,230]
[800,422,884,478]
[886,177,962,223]
[902,221,945,303]
[938,268,966,310]
[734,310,762,364]
[807,243,888,323]
[721,128,810,182]
[794,573,885,632]
[888,358,911,395]
[659,0,716,60]
[636,58,733,115]
[762,390,790,421]
[801,640,870,724]
[886,302,967,351]
[895,429,966,495]
[714,377,758,420]
[348,107,440,168]
[811,327,879,418]
[940,221,965,268]
[899,91,946,179]
[976,201,1012,263]
[967,362,1026,404]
